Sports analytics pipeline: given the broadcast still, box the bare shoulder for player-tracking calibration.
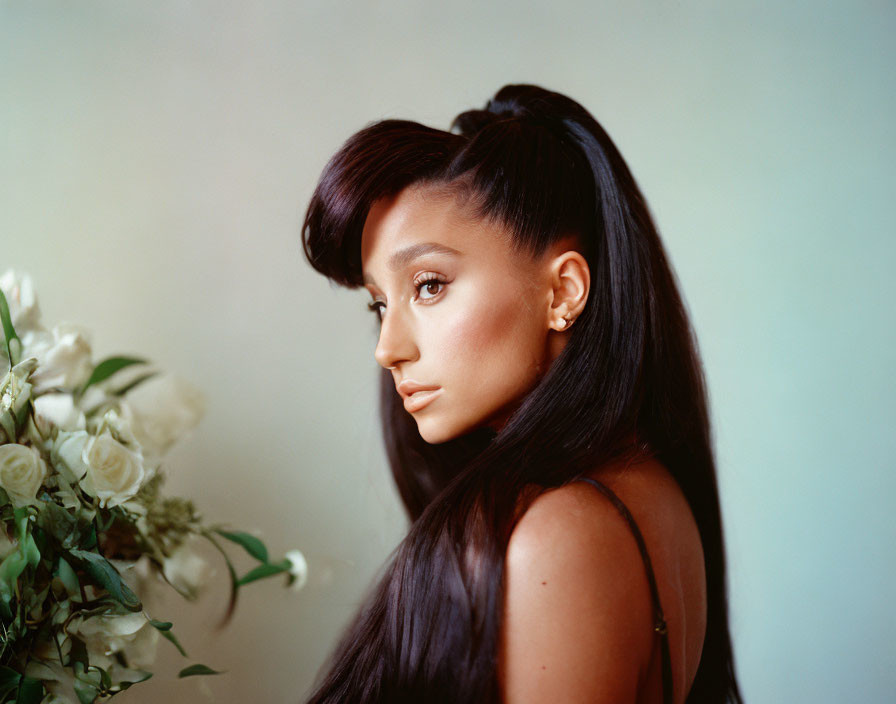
[497,480,657,703]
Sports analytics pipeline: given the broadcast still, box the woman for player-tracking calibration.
[301,83,742,703]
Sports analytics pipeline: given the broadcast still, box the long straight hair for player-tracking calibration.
[301,84,742,703]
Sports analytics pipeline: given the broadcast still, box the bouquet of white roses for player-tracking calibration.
[0,270,306,703]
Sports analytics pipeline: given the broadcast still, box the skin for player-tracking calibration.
[499,456,708,704]
[360,183,589,444]
[359,182,707,702]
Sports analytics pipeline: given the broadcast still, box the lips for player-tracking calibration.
[397,380,443,413]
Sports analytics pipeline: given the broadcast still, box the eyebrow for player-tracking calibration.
[362,242,462,285]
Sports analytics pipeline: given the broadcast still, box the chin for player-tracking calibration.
[414,414,472,445]
[415,422,457,445]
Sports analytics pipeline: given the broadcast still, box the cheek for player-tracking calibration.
[439,285,544,390]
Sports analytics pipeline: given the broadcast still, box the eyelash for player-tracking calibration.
[366,274,446,320]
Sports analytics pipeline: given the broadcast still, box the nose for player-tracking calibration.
[373,305,418,370]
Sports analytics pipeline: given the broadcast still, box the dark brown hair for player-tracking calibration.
[301,84,742,702]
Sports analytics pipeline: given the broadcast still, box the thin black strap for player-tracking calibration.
[573,477,674,704]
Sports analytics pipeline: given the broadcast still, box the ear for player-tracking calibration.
[547,250,590,332]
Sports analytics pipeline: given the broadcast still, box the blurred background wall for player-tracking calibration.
[2,1,893,701]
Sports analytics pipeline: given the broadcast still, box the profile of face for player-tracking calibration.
[360,184,590,444]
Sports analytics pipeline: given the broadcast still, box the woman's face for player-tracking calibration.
[360,184,579,444]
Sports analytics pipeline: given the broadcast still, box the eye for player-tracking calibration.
[414,273,446,302]
[365,273,447,322]
[367,300,385,322]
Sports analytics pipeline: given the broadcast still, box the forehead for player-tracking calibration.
[360,185,511,278]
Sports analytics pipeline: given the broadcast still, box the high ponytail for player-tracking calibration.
[301,84,742,703]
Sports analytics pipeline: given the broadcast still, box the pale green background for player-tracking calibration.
[2,1,893,702]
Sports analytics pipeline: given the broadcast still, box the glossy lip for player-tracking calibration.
[397,380,443,413]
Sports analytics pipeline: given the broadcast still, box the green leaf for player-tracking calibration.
[68,549,142,612]
[12,507,30,541]
[72,677,97,704]
[21,532,39,569]
[0,667,22,702]
[95,509,115,533]
[236,559,291,586]
[213,529,269,563]
[72,661,102,703]
[95,665,111,691]
[31,523,48,556]
[82,522,97,550]
[37,501,82,550]
[7,507,38,570]
[150,619,188,657]
[13,677,43,704]
[67,635,89,671]
[0,288,20,365]
[80,356,148,394]
[0,550,28,609]
[178,664,224,678]
[0,413,16,448]
[0,589,12,621]
[116,671,152,690]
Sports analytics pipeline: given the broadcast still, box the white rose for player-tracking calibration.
[78,382,116,419]
[119,615,160,669]
[123,373,206,462]
[162,540,211,599]
[21,323,93,394]
[50,430,90,486]
[80,432,145,508]
[112,554,170,612]
[69,611,150,657]
[29,612,156,698]
[0,443,48,507]
[97,404,142,450]
[33,393,86,434]
[0,269,42,334]
[25,629,78,703]
[25,658,79,704]
[285,549,309,591]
